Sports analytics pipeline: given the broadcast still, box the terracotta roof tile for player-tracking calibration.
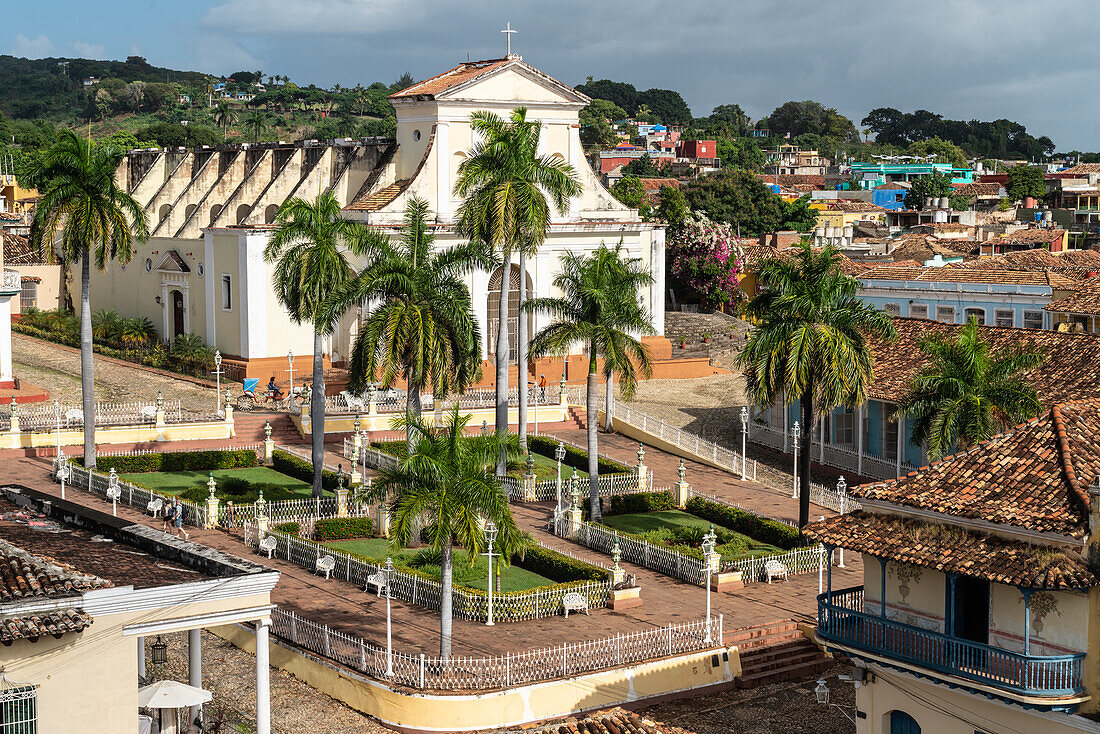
[973,248,1100,273]
[987,228,1067,246]
[1045,276,1100,315]
[825,201,886,213]
[859,265,1073,287]
[803,512,1096,589]
[0,608,94,642]
[741,245,866,276]
[1060,163,1100,175]
[954,182,1004,198]
[866,317,1100,406]
[389,58,511,99]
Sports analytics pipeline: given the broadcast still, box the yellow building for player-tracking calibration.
[0,173,37,219]
[811,200,888,229]
[806,399,1100,734]
[0,485,278,734]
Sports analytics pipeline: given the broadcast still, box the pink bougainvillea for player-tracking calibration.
[667,214,746,310]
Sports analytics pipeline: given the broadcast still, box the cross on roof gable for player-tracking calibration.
[390,57,590,105]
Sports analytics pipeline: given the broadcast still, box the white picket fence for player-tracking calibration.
[498,471,651,503]
[244,526,611,624]
[325,386,563,415]
[2,398,186,431]
[611,402,758,479]
[727,545,826,584]
[270,606,722,691]
[96,443,262,459]
[807,481,861,514]
[554,514,707,586]
[63,461,208,527]
[342,438,399,471]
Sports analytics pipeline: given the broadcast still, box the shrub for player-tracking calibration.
[313,517,374,541]
[527,435,633,475]
[92,449,259,473]
[513,546,607,583]
[179,479,296,504]
[272,521,301,536]
[684,497,803,549]
[272,450,341,491]
[608,490,675,515]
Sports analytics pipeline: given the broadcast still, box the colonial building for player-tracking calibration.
[805,398,1100,734]
[90,56,666,378]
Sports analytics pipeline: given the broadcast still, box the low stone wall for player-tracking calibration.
[294,402,572,436]
[1,414,235,450]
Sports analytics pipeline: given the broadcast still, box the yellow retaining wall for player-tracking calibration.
[212,623,739,733]
[294,403,571,437]
[2,415,235,449]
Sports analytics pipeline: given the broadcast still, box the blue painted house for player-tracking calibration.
[871,183,909,211]
[851,162,973,190]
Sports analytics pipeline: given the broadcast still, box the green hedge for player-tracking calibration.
[608,490,675,515]
[272,521,301,536]
[684,497,803,550]
[92,449,259,473]
[528,435,633,475]
[514,546,607,583]
[313,517,374,541]
[179,476,297,504]
[272,450,340,491]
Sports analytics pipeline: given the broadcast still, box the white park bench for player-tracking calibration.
[64,408,84,425]
[764,560,789,584]
[315,555,336,579]
[340,391,367,412]
[562,592,589,618]
[365,571,387,597]
[139,405,159,421]
[147,498,163,517]
[258,536,278,559]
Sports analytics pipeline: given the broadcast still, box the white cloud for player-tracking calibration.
[202,0,424,35]
[187,35,265,75]
[11,33,54,59]
[73,41,106,59]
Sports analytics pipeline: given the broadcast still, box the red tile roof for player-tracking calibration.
[389,58,511,99]
[639,178,680,191]
[851,400,1100,538]
[1045,276,1100,315]
[859,265,1075,288]
[973,248,1100,273]
[953,182,1003,198]
[1060,163,1100,175]
[804,512,1096,589]
[825,200,887,213]
[987,228,1067,246]
[741,245,866,276]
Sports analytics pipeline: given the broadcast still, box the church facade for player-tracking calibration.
[92,56,666,379]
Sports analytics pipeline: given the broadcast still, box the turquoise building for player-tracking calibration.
[850,162,973,190]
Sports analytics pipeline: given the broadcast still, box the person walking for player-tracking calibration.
[161,500,174,532]
[171,499,190,540]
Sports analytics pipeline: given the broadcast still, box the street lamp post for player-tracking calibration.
[702,525,717,642]
[791,421,801,499]
[554,441,566,514]
[739,407,748,480]
[483,520,498,626]
[107,468,121,516]
[384,557,394,676]
[286,349,295,402]
[56,450,70,500]
[213,350,224,417]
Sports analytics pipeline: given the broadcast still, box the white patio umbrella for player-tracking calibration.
[138,680,212,734]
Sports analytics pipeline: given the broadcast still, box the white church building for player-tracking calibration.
[93,56,667,380]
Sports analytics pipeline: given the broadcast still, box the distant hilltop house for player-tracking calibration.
[94,56,674,379]
[764,144,831,177]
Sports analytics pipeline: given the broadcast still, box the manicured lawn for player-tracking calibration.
[119,467,321,498]
[600,510,784,561]
[323,538,554,593]
[524,452,588,481]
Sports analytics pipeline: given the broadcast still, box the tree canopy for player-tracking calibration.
[575,79,693,124]
[683,169,817,234]
[1006,165,1046,201]
[767,100,859,144]
[862,107,1055,160]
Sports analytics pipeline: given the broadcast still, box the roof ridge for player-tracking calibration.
[1051,402,1100,515]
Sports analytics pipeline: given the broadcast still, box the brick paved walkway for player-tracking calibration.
[1,455,861,660]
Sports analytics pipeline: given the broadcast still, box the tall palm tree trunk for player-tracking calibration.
[405,378,422,456]
[311,331,325,498]
[586,344,600,520]
[604,370,614,432]
[517,251,528,452]
[798,392,813,529]
[494,256,511,475]
[440,539,454,659]
[80,255,96,468]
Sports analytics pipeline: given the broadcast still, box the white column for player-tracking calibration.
[137,636,146,680]
[0,295,13,386]
[819,418,825,462]
[651,229,666,335]
[160,283,170,345]
[182,285,191,334]
[435,121,451,219]
[255,620,271,734]
[188,628,202,732]
[896,415,904,476]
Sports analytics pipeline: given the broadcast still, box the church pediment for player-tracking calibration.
[155,250,190,273]
[393,58,590,107]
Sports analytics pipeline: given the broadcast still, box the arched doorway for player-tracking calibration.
[888,711,920,734]
[487,263,533,360]
[171,290,185,340]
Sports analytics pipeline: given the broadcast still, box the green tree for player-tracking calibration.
[265,192,360,497]
[242,110,268,141]
[579,99,625,151]
[683,168,784,234]
[903,172,968,210]
[622,153,662,177]
[1006,165,1046,202]
[28,130,150,468]
[780,195,818,232]
[323,197,489,452]
[454,108,581,465]
[212,100,236,140]
[374,407,522,659]
[655,185,689,228]
[707,104,750,137]
[738,245,896,527]
[768,100,858,143]
[906,137,968,168]
[611,175,646,209]
[894,318,1044,461]
[527,244,654,517]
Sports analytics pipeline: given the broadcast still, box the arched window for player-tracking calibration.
[889,710,921,734]
[184,204,197,222]
[158,203,171,226]
[264,204,279,224]
[451,151,467,196]
[487,263,533,360]
[209,205,223,227]
[236,204,251,225]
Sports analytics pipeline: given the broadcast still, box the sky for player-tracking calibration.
[8,0,1100,150]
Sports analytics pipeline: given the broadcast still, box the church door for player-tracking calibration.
[172,290,185,340]
[487,263,532,361]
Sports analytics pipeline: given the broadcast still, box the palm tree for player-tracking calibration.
[322,197,489,453]
[213,101,236,139]
[894,317,1044,461]
[243,110,267,142]
[527,244,655,519]
[454,108,581,468]
[265,192,361,497]
[738,244,896,528]
[29,130,150,468]
[373,407,522,659]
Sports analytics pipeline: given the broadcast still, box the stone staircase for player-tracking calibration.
[664,311,750,360]
[232,412,302,443]
[728,621,832,688]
